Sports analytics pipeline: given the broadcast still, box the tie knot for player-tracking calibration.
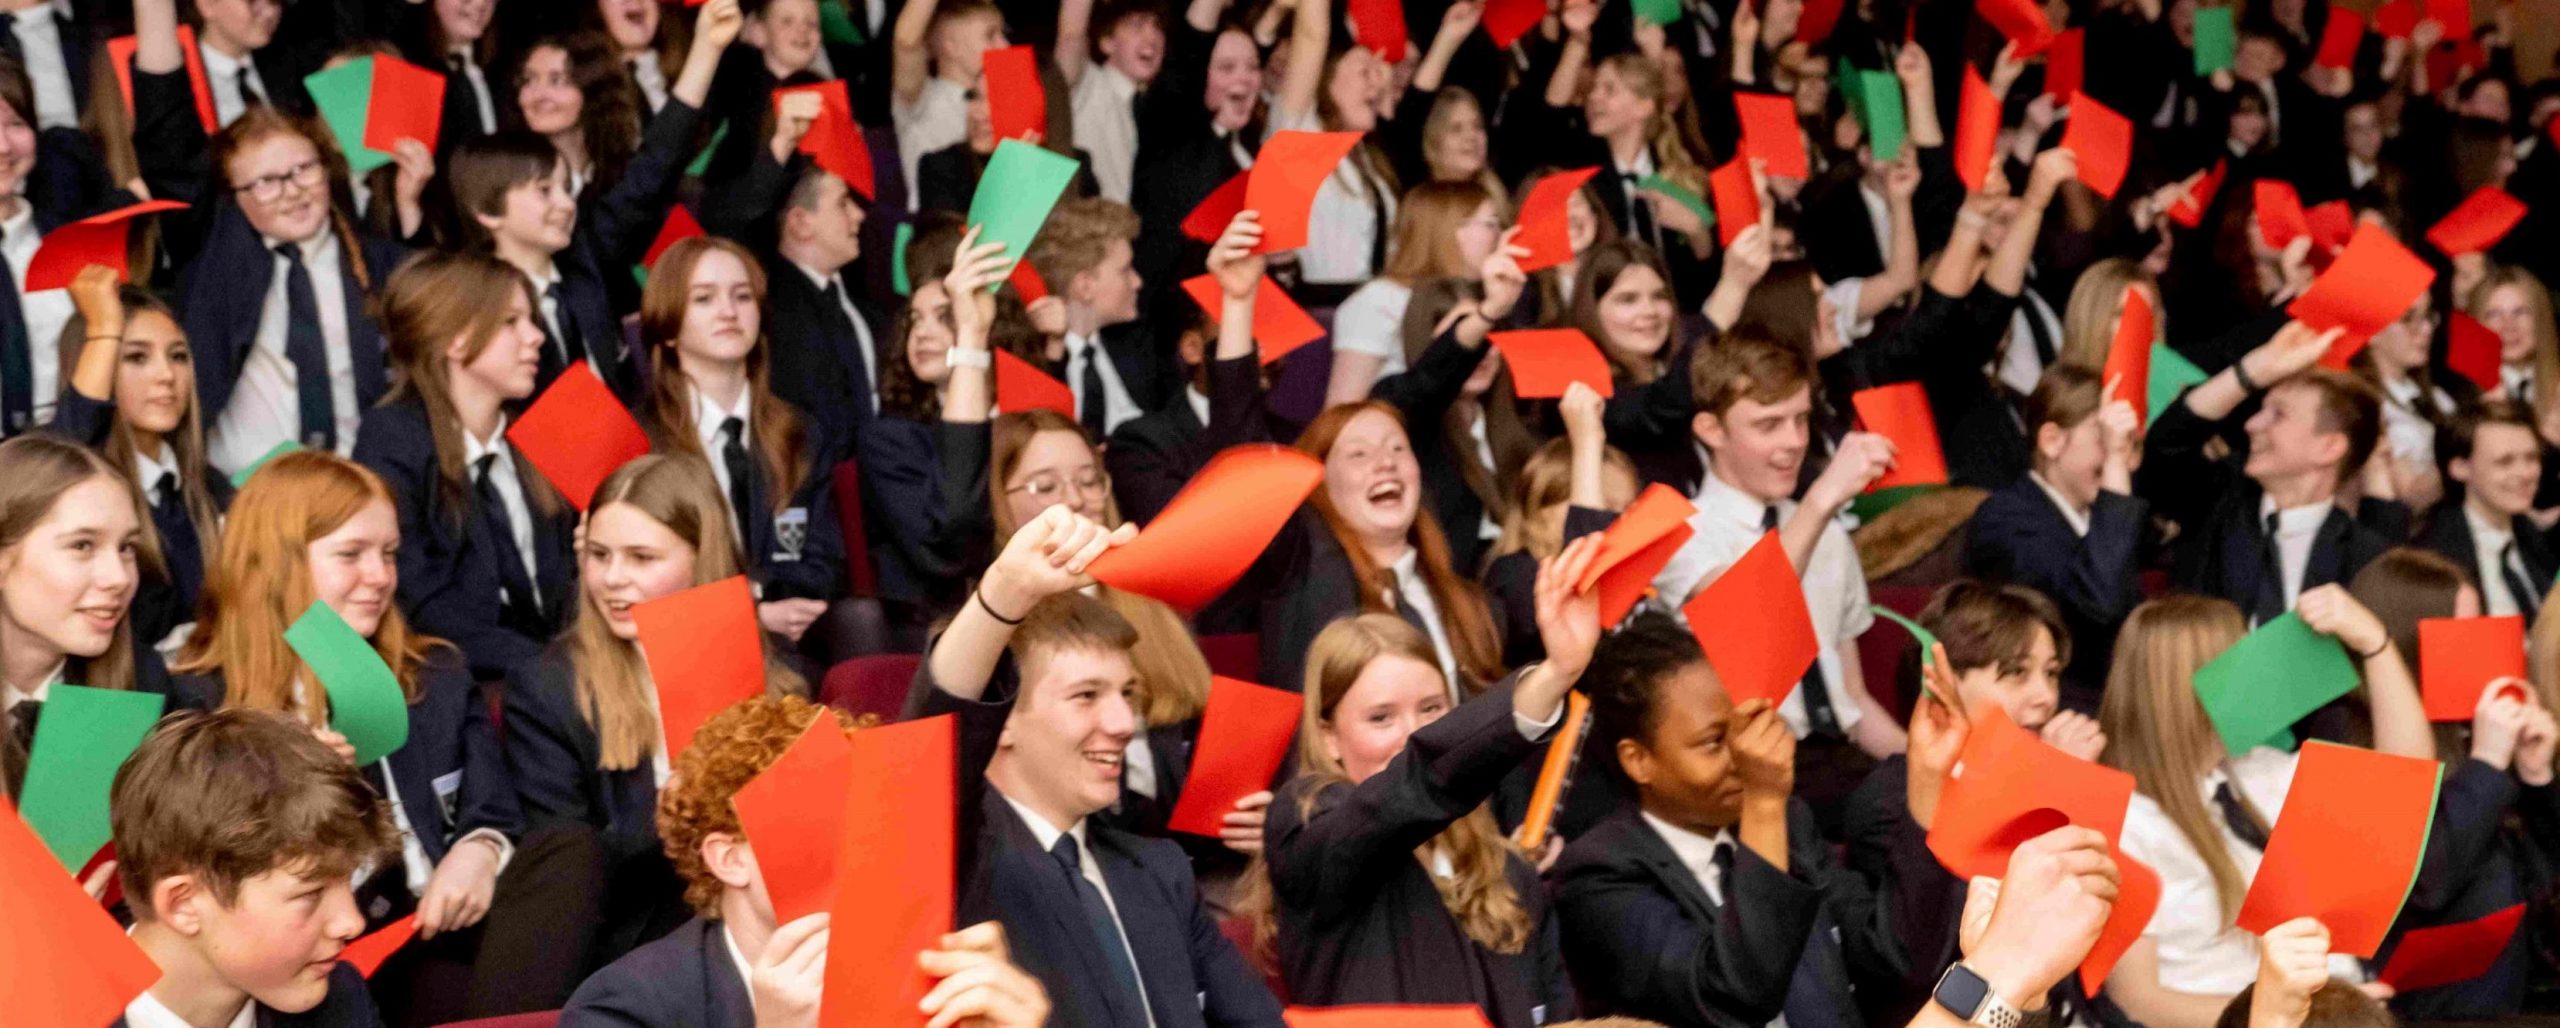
[819,277,843,301]
[273,242,302,264]
[543,281,563,301]
[155,470,180,501]
[1760,505,1779,531]
[721,416,746,443]
[1049,832,1082,874]
[473,452,498,479]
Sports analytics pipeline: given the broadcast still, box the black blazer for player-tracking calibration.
[854,414,990,612]
[2417,503,2558,608]
[560,916,754,1028]
[2140,396,2407,618]
[1105,386,1213,528]
[2382,759,2550,1019]
[541,98,722,407]
[115,962,381,1028]
[352,394,578,681]
[503,641,661,868]
[1370,324,1500,573]
[905,654,1288,1028]
[913,142,1102,216]
[762,259,892,446]
[1960,477,2149,710]
[42,389,234,647]
[647,395,848,603]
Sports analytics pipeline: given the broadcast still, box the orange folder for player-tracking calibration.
[2234,741,2442,957]
[1089,445,1324,611]
[505,362,652,512]
[1165,676,1304,837]
[1682,530,1819,707]
[1285,1006,1494,1028]
[632,576,768,764]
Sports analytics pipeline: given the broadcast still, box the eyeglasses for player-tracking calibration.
[1005,468,1109,502]
[231,159,325,203]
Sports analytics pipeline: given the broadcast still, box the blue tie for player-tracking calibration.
[1049,833,1149,1027]
[276,243,335,450]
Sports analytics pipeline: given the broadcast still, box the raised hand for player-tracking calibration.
[1478,225,1530,321]
[2293,584,2388,658]
[942,225,1011,346]
[2040,709,2108,763]
[977,505,1138,622]
[2251,917,2334,1028]
[1206,210,1266,298]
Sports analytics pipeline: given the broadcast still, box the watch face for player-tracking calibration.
[1936,965,1991,1017]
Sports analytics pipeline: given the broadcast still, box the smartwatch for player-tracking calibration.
[1933,963,2024,1028]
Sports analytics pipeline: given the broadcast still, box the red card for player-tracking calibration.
[1575,483,1698,627]
[1285,1007,1493,1028]
[1006,259,1048,303]
[2375,0,2419,38]
[820,715,955,1028]
[1707,158,1759,247]
[1733,93,1809,180]
[1181,273,1328,365]
[1682,530,1820,706]
[642,205,706,273]
[2061,94,2131,199]
[1182,170,1249,243]
[342,914,418,978]
[1347,0,1409,62]
[1482,0,1546,48]
[2044,29,2085,100]
[2447,311,2503,391]
[364,56,446,156]
[2235,741,2443,957]
[2084,853,2160,994]
[1165,676,1304,836]
[633,576,768,764]
[2314,12,2364,70]
[2418,615,2526,721]
[109,27,217,133]
[1955,68,1999,194]
[2304,201,2355,254]
[1849,382,1950,490]
[76,841,122,909]
[2425,186,2527,256]
[2254,180,2311,249]
[2424,0,2470,32]
[1980,0,2057,53]
[776,81,874,201]
[0,801,161,1027]
[1797,0,1846,45]
[2290,223,2434,362]
[1089,445,1325,610]
[25,199,189,292]
[993,348,1075,417]
[1247,131,1365,254]
[506,363,651,511]
[2104,287,2154,427]
[2379,904,2525,991]
[2427,39,2488,92]
[2166,161,2226,229]
[733,716,856,923]
[1515,166,1600,272]
[1486,328,1615,399]
[981,45,1044,144]
[1925,705,2138,880]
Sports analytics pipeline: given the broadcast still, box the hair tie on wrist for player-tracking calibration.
[976,587,1026,626]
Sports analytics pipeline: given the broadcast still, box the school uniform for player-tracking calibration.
[0,3,88,131]
[854,412,990,624]
[2140,396,2406,623]
[535,97,721,407]
[116,962,380,1028]
[763,257,891,446]
[1960,475,2149,711]
[0,127,129,437]
[1106,366,1296,530]
[1059,321,1177,441]
[1127,20,1255,328]
[3,649,189,771]
[197,39,317,125]
[653,386,847,604]
[560,917,754,1028]
[2418,503,2557,622]
[1370,325,1503,574]
[352,394,578,683]
[2381,758,2550,1019]
[42,389,233,650]
[904,652,1289,1028]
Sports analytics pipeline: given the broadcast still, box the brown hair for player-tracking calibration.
[1735,261,1821,361]
[640,236,819,517]
[112,709,395,919]
[1918,580,2073,676]
[511,32,643,190]
[1525,166,1619,319]
[2349,548,2471,756]
[1567,240,1673,384]
[1024,198,1140,298]
[2283,367,2383,488]
[1689,326,1812,418]
[2466,265,2560,430]
[2434,396,2538,484]
[2025,362,2105,436]
[1490,436,1637,562]
[1379,181,1495,286]
[446,130,563,253]
[1011,590,1141,678]
[658,694,862,917]
[0,434,156,695]
[2099,595,2259,921]
[2060,259,2157,371]
[212,106,376,292]
[1590,54,1708,193]
[2211,981,2395,1028]
[55,287,221,564]
[376,250,564,524]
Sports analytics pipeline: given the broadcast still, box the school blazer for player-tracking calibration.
[762,261,892,446]
[2384,759,2551,1019]
[352,394,577,682]
[2417,503,2559,605]
[559,916,754,1028]
[905,656,1288,1028]
[853,413,990,611]
[503,641,661,868]
[1105,354,1298,529]
[114,963,382,1028]
[0,129,134,436]
[647,399,848,603]
[543,98,722,407]
[2141,396,2408,615]
[1961,476,2149,708]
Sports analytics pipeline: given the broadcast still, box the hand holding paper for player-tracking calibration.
[1165,677,1304,837]
[284,602,410,765]
[1088,446,1324,610]
[2235,742,2442,956]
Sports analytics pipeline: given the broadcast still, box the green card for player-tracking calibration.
[2192,7,2237,76]
[304,58,390,175]
[965,140,1079,291]
[686,120,731,180]
[2192,611,2359,755]
[1632,0,1681,26]
[1848,483,1939,522]
[1637,174,1713,231]
[228,439,302,488]
[284,601,409,765]
[1871,605,1950,703]
[1836,58,1869,127]
[2149,342,2210,425]
[18,685,164,871]
[1858,70,1908,161]
[819,0,864,45]
[891,221,916,296]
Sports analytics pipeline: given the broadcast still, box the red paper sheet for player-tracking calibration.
[77,841,122,909]
[2084,853,2160,994]
[733,716,857,923]
[1707,158,1758,247]
[1733,93,1809,180]
[1797,0,1845,45]
[506,362,651,511]
[2289,223,2434,362]
[0,800,162,1026]
[1006,260,1049,303]
[1482,0,1546,48]
[1485,328,1615,399]
[109,27,217,133]
[2235,741,2443,957]
[633,576,768,764]
[2425,186,2527,256]
[643,205,706,273]
[1849,382,1950,490]
[1165,676,1304,836]
[1089,445,1324,610]
[2044,29,2085,100]
[2061,94,2132,199]
[1347,0,1409,62]
[820,715,955,1028]
[1955,68,1999,194]
[2314,12,2364,70]
[342,914,418,978]
[993,348,1075,417]
[2304,201,2355,254]
[1515,167,1600,272]
[2418,615,2526,721]
[1182,171,1249,244]
[1682,530,1819,706]
[1247,131,1365,254]
[364,56,446,156]
[2104,287,2154,426]
[1980,0,2057,53]
[24,199,189,292]
[2166,161,2226,229]
[2424,0,2470,32]
[2253,180,2311,248]
[1925,706,2137,880]
[981,45,1044,145]
[776,81,873,200]
[1575,483,1698,627]
[2426,38,2485,86]
[1181,274,1329,365]
[2379,904,2525,992]
[2374,0,2419,38]
[1285,1007,1494,1028]
[2447,311,2503,391]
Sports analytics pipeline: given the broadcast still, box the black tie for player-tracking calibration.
[2253,511,2287,625]
[1707,839,1734,904]
[7,698,36,753]
[718,416,755,533]
[1764,505,1842,737]
[2022,294,2058,366]
[153,471,181,516]
[474,453,544,626]
[2501,541,2542,621]
[1619,171,1659,249]
[818,278,873,411]
[1048,834,1149,1028]
[542,282,586,380]
[0,248,27,434]
[236,67,265,109]
[276,244,336,450]
[1386,566,1428,631]
[2213,780,2272,851]
[1075,341,1108,440]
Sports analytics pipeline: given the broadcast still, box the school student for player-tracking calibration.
[761,162,892,446]
[2423,400,2556,623]
[1023,198,1174,440]
[404,0,506,145]
[0,0,84,132]
[0,54,132,439]
[503,453,808,963]
[562,695,1053,1028]
[1054,0,1167,204]
[511,32,642,208]
[1482,384,1632,669]
[353,251,577,683]
[190,0,317,125]
[2217,918,2397,1028]
[109,708,392,1028]
[1553,611,1898,1027]
[903,503,1287,1028]
[888,0,1009,209]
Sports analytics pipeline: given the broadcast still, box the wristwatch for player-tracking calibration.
[946,347,991,369]
[1933,963,2024,1028]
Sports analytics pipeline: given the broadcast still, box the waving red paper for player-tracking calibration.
[2418,615,2527,721]
[1088,445,1325,611]
[2253,180,2311,248]
[2235,742,2443,957]
[1683,530,1819,706]
[1181,274,1329,364]
[506,363,652,511]
[2314,12,2364,69]
[25,200,189,291]
[1850,383,1950,490]
[2105,287,2155,427]
[733,716,857,923]
[1576,484,1698,626]
[1516,167,1600,272]
[1165,676,1304,836]
[2425,186,2527,256]
[2061,94,2131,199]
[1734,92,1810,180]
[981,45,1045,144]
[993,348,1075,417]
[1486,328,1615,399]
[1955,69,2000,194]
[2447,311,2504,391]
[1246,132,1365,253]
[2290,223,2434,363]
[1181,171,1250,244]
[1707,158,1759,246]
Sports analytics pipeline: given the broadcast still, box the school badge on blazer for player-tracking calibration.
[775,508,809,562]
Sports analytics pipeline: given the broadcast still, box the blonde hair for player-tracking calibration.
[2098,596,2260,920]
[1490,437,1636,561]
[2060,258,2156,372]
[1592,55,1708,195]
[1379,181,1495,286]
[2467,265,2560,431]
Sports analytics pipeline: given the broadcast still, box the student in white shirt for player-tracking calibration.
[0,0,77,130]
[1289,35,1402,291]
[593,0,677,115]
[2356,291,2457,512]
[1023,198,1162,438]
[1055,0,1166,204]
[891,0,1009,210]
[422,0,503,139]
[192,0,286,127]
[1323,180,1503,405]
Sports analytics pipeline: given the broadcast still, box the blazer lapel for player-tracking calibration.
[1623,816,1722,926]
[337,244,388,405]
[992,802,1142,1027]
[1094,834,1183,1026]
[703,921,757,1028]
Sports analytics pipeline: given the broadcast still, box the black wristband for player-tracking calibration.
[2232,359,2261,393]
[975,586,1026,625]
[2356,637,2391,660]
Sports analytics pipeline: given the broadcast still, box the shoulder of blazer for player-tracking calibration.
[164,670,227,713]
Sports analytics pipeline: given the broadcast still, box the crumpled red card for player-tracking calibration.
[2379,904,2525,992]
[1575,483,1697,627]
[1088,445,1324,611]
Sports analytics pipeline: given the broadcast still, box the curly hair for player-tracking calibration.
[657,695,867,918]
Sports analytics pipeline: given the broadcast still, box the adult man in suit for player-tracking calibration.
[764,164,892,447]
[2424,400,2557,621]
[1025,198,1175,441]
[905,505,1287,1028]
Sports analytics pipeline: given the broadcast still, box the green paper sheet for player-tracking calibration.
[304,58,390,175]
[284,601,410,764]
[2149,342,2209,425]
[2193,7,2237,76]
[1632,0,1681,26]
[819,0,864,44]
[1869,605,1953,702]
[1636,174,1714,231]
[1836,58,1868,127]
[2192,611,2359,755]
[686,121,731,180]
[228,439,302,488]
[891,221,916,296]
[17,685,164,870]
[965,140,1079,291]
[1858,70,1908,161]
[1848,483,1938,522]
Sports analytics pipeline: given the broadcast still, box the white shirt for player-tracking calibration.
[996,795,1159,1028]
[1997,287,2066,398]
[692,385,755,548]
[628,51,671,114]
[1300,153,1395,285]
[2,205,71,427]
[2346,156,2378,190]
[7,8,76,130]
[123,990,257,1028]
[2118,747,2355,994]
[207,231,360,473]
[793,259,880,413]
[1856,183,1892,264]
[2378,376,2453,464]
[1823,276,1872,345]
[2467,504,2532,618]
[2,659,62,708]
[465,419,540,601]
[198,42,269,128]
[1184,384,1210,426]
[721,923,756,1014]
[1062,331,1143,435]
[1071,64,1143,203]
[449,47,498,135]
[2255,495,2332,615]
[135,442,180,506]
[1655,467,1873,739]
[1387,549,1461,695]
[2504,365,2536,407]
[892,78,969,212]
[2029,471,2092,538]
[1329,279,1414,377]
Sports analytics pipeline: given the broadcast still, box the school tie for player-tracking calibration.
[719,417,755,532]
[1074,340,1108,440]
[236,67,265,109]
[474,454,544,625]
[2213,780,2272,851]
[1707,839,1734,902]
[276,243,336,450]
[1386,567,1427,631]
[8,698,35,752]
[1048,834,1148,1028]
[818,278,873,410]
[0,15,23,66]
[543,282,587,376]
[2502,541,2542,621]
[153,471,181,517]
[1765,505,1842,738]
[0,252,27,434]
[1617,171,1659,249]
[2252,511,2287,625]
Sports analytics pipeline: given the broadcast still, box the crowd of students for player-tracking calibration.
[1,0,2558,1026]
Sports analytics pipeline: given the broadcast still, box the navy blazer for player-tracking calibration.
[905,654,1287,1028]
[648,394,847,602]
[2381,758,2547,1019]
[854,414,990,611]
[762,259,892,446]
[1960,476,2149,709]
[43,389,234,646]
[538,99,719,407]
[503,641,662,867]
[560,916,754,1028]
[2417,502,2558,607]
[114,963,382,1028]
[2141,395,2407,619]
[353,394,577,681]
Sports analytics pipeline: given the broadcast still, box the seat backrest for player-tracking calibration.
[820,653,924,721]
[1859,584,1938,721]
[831,458,880,598]
[432,1011,560,1028]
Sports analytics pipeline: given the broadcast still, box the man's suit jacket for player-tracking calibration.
[764,261,891,446]
[2140,394,2407,618]
[1961,477,2149,707]
[560,916,755,1028]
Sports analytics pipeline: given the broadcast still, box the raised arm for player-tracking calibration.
[892,0,943,107]
[1055,0,1096,86]
[924,506,1135,701]
[943,228,1006,425]
[133,0,182,74]
[1895,43,1944,149]
[1414,1,1481,94]
[669,0,743,109]
[1857,158,1922,319]
[1545,1,1598,107]
[1982,147,2071,298]
[2295,585,2434,760]
[1270,0,1330,128]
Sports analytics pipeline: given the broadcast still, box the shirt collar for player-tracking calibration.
[134,443,180,491]
[998,791,1087,852]
[1185,385,1209,426]
[790,259,843,293]
[262,227,338,264]
[2255,494,2331,534]
[2027,470,2092,536]
[2466,502,2514,551]
[4,659,65,707]
[1693,466,1784,529]
[2381,375,2421,406]
[0,202,33,241]
[1638,810,1733,890]
[198,41,248,77]
[691,384,752,437]
[1388,548,1421,583]
[1094,63,1140,103]
[123,989,257,1028]
[719,922,756,1014]
[523,261,562,294]
[461,414,512,465]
